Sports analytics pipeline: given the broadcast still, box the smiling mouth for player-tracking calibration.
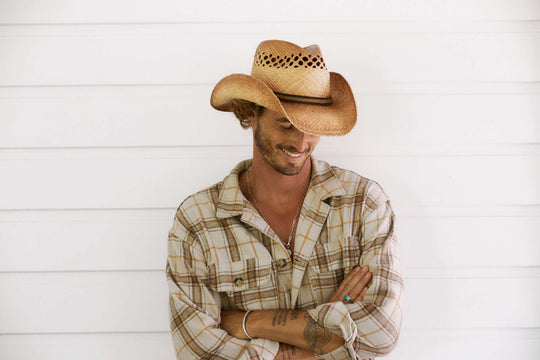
[280,147,308,158]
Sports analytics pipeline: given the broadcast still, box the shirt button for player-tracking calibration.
[276,259,288,268]
[233,277,244,287]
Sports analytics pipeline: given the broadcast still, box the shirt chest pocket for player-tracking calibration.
[207,257,278,310]
[308,236,362,280]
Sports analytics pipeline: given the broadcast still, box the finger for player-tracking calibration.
[350,271,372,298]
[330,266,363,302]
[330,266,369,302]
[329,268,355,302]
[329,266,362,302]
[343,266,369,295]
[357,285,369,301]
[355,270,372,292]
[346,271,372,301]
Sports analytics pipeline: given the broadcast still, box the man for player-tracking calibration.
[167,40,403,359]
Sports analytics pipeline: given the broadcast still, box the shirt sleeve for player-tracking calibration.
[167,207,280,360]
[307,183,404,359]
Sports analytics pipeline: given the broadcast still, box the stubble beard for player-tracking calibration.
[253,124,310,176]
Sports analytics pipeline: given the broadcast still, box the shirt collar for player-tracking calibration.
[215,158,346,219]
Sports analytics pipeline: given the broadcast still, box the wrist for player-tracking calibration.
[245,310,263,339]
[242,311,254,339]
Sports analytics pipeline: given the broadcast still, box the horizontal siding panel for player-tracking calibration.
[1,31,539,86]
[0,85,248,148]
[1,329,539,360]
[0,272,168,334]
[0,215,170,272]
[0,272,538,333]
[2,88,539,147]
[1,210,539,271]
[404,267,540,279]
[388,328,540,360]
[400,216,540,268]
[0,333,176,360]
[0,149,537,209]
[1,0,539,23]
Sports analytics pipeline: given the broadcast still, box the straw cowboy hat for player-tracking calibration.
[210,40,357,136]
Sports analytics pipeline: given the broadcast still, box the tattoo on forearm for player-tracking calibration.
[272,310,298,326]
[279,343,297,360]
[290,310,298,320]
[303,314,332,355]
[272,310,286,326]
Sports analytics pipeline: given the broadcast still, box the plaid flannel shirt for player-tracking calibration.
[167,158,403,359]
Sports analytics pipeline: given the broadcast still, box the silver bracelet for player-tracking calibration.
[242,310,253,340]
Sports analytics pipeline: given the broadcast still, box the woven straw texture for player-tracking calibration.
[210,40,357,136]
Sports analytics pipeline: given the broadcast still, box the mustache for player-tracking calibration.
[278,145,311,154]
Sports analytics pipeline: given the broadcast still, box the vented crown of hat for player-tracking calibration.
[250,41,332,103]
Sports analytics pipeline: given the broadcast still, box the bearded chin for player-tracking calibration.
[253,125,308,176]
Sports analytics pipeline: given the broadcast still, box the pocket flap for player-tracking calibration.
[208,256,272,292]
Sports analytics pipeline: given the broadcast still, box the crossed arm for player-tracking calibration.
[220,265,372,359]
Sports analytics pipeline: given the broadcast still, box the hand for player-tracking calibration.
[329,265,372,304]
[220,309,249,339]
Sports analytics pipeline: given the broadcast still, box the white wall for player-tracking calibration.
[1,1,539,359]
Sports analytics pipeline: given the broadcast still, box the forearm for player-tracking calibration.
[247,310,344,356]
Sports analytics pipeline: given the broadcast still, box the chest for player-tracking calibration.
[259,207,301,246]
[248,193,303,245]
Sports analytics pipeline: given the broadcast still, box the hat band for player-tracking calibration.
[274,91,333,106]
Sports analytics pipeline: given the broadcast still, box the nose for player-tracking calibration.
[289,128,319,152]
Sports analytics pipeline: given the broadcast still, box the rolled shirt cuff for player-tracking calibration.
[307,301,358,360]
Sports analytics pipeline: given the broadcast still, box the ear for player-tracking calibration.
[248,111,258,128]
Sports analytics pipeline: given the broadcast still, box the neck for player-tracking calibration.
[249,151,312,205]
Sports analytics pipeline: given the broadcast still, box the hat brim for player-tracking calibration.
[210,72,356,136]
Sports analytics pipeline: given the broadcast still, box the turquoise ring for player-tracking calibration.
[344,294,353,303]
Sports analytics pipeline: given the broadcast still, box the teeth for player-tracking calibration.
[282,149,302,157]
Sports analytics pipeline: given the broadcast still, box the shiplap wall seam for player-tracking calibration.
[1,143,539,153]
[1,205,539,216]
[1,82,540,91]
[1,267,539,278]
[1,21,540,33]
[1,328,539,337]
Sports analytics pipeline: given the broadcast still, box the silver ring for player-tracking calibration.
[344,294,353,304]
